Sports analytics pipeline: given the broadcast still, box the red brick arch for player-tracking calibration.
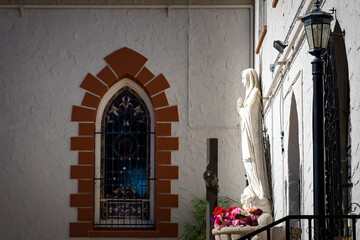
[70,47,179,238]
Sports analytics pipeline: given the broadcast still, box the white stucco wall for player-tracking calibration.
[0,5,253,240]
[257,0,360,237]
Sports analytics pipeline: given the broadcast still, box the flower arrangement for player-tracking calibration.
[211,206,263,229]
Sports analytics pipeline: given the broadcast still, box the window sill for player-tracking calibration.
[70,222,178,238]
[88,229,161,238]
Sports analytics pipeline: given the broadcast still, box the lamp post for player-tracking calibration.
[301,1,333,239]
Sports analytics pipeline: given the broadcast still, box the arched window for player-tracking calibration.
[94,79,155,229]
[70,47,179,238]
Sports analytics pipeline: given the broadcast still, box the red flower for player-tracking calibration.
[226,207,237,213]
[213,206,226,216]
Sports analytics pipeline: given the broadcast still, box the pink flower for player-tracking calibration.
[231,207,242,215]
[224,219,232,227]
[232,218,248,227]
[232,208,249,220]
[212,206,263,229]
[249,214,260,226]
[232,219,241,227]
[214,216,226,229]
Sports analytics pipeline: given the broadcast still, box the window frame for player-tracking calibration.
[94,78,156,228]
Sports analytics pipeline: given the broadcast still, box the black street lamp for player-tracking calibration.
[301,0,333,239]
[302,0,333,57]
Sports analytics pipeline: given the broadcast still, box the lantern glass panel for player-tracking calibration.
[305,24,314,49]
[312,23,323,48]
[321,24,331,49]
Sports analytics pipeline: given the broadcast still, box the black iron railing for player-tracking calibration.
[237,215,360,240]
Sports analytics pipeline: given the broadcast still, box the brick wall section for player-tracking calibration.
[70,47,179,238]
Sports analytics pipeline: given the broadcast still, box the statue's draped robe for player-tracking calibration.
[240,88,270,201]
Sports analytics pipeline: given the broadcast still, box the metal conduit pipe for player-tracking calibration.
[0,4,252,9]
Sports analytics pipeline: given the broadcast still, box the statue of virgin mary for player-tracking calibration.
[238,68,271,213]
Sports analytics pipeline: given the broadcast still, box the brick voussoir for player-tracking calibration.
[71,137,94,151]
[71,165,94,179]
[156,137,179,151]
[97,66,118,88]
[104,47,148,78]
[136,67,155,86]
[78,123,95,136]
[156,165,179,179]
[78,151,94,165]
[156,151,171,164]
[81,92,100,109]
[155,123,171,136]
[156,194,178,208]
[155,106,179,122]
[151,92,169,109]
[70,194,93,207]
[145,74,170,96]
[71,106,96,122]
[80,73,108,97]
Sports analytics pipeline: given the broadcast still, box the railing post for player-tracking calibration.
[286,218,290,240]
[353,218,356,240]
[204,138,218,240]
[309,218,312,240]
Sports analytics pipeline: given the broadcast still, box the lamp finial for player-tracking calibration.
[314,0,321,11]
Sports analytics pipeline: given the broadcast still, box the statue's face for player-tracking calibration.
[241,72,248,88]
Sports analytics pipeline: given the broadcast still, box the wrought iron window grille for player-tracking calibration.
[94,86,155,229]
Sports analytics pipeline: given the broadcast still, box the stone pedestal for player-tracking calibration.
[212,226,302,240]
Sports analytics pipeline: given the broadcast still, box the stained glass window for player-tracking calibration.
[97,86,153,227]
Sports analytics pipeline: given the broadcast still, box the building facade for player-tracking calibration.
[1,0,359,239]
[0,0,252,239]
[254,0,360,237]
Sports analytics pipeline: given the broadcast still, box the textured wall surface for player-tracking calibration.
[0,6,251,239]
[256,0,360,237]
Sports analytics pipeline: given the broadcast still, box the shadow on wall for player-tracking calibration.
[288,94,300,222]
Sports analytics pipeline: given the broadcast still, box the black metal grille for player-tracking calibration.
[323,37,344,237]
[323,36,352,237]
[95,87,155,228]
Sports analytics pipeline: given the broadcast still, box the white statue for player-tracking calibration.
[238,68,271,214]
